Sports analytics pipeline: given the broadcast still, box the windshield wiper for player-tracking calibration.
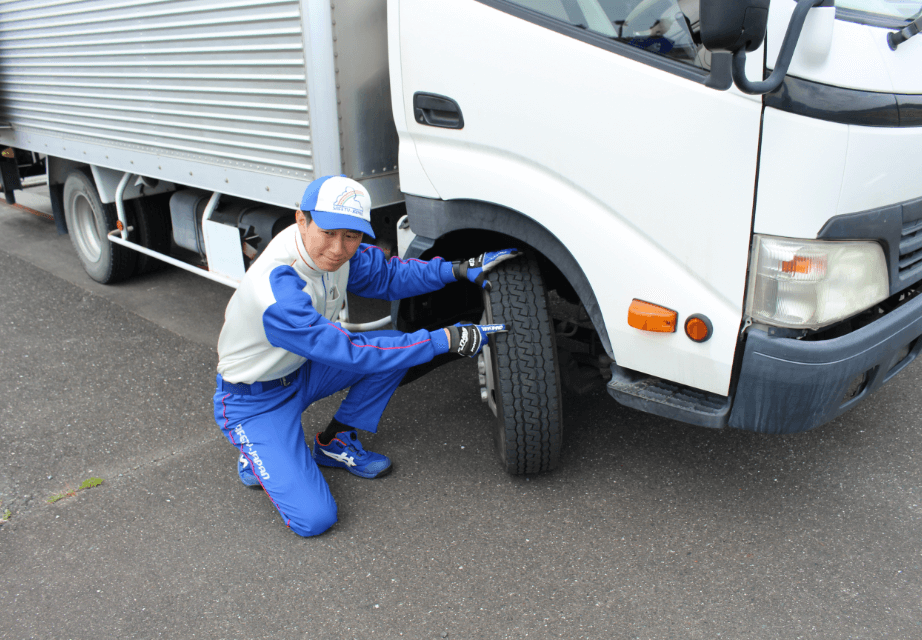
[888,12,922,50]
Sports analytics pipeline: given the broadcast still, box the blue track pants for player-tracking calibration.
[213,354,408,537]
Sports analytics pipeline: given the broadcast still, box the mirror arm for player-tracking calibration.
[731,0,825,95]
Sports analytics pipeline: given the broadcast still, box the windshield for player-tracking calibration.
[836,0,921,21]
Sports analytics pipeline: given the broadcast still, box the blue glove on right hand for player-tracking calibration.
[446,323,508,357]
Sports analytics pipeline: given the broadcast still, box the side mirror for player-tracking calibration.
[700,0,770,53]
[702,0,826,95]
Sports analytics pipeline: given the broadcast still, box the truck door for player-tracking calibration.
[392,0,764,396]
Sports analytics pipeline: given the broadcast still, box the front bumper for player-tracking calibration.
[728,290,922,434]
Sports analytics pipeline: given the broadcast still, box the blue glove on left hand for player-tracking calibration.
[452,248,522,291]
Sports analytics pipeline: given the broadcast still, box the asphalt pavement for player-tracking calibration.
[1,187,921,639]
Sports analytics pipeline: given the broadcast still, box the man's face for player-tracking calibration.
[296,210,363,272]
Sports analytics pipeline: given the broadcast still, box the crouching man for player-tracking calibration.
[213,175,517,537]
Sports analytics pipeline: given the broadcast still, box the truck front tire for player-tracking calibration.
[482,255,563,474]
[62,169,136,283]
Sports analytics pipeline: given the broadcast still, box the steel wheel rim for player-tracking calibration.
[71,193,102,262]
[480,290,498,418]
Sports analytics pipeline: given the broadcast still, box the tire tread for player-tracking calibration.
[63,168,135,284]
[487,256,562,474]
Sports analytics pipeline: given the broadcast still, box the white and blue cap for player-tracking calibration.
[299,175,375,239]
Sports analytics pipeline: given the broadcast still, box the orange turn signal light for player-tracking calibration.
[781,256,813,274]
[628,299,677,333]
[684,314,713,343]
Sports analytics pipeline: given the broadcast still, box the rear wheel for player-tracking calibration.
[480,255,563,474]
[62,169,135,283]
[129,193,172,275]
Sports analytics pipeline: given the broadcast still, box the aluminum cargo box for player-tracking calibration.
[0,0,400,208]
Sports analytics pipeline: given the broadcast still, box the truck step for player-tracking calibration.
[606,364,730,428]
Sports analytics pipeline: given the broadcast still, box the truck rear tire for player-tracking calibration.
[129,193,172,275]
[482,255,563,474]
[62,169,136,283]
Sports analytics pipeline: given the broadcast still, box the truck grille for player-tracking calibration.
[899,199,922,284]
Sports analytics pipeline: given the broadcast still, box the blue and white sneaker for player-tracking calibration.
[238,454,260,487]
[313,431,392,479]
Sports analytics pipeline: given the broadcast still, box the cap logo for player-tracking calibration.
[333,188,364,216]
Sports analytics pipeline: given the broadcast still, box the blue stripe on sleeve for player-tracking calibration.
[262,265,442,373]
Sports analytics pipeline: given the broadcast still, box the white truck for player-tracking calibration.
[1,0,920,475]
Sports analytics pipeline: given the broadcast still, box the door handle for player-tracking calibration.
[413,92,464,129]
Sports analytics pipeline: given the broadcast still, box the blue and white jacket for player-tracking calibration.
[216,224,454,384]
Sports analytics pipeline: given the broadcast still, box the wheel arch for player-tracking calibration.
[47,156,88,187]
[398,195,613,359]
[47,157,90,234]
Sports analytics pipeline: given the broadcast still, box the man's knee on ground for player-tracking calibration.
[288,502,337,537]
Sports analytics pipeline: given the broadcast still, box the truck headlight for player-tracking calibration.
[745,235,888,330]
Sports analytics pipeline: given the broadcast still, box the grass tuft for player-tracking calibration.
[46,477,105,504]
[46,490,73,504]
[79,477,104,490]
